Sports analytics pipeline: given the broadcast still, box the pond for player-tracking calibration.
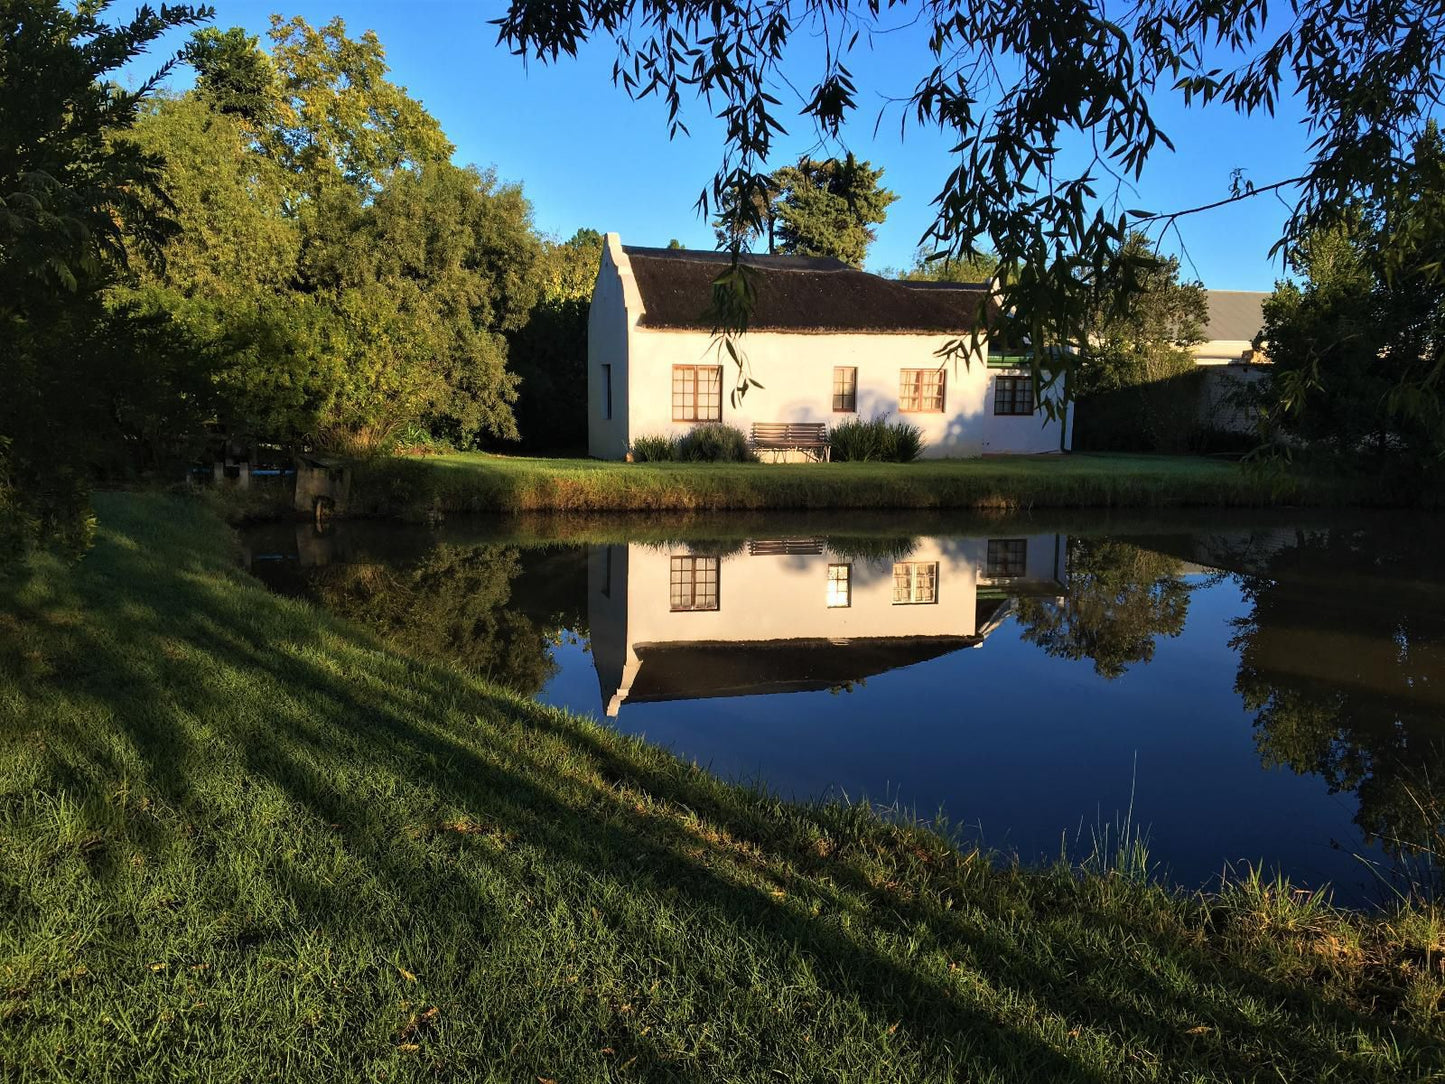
[240,508,1445,907]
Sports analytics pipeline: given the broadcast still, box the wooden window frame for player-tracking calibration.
[826,563,852,608]
[899,368,946,414]
[672,364,723,423]
[669,555,720,612]
[832,366,858,413]
[993,375,1035,416]
[891,561,939,605]
[986,539,1028,579]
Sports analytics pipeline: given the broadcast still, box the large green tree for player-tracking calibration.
[495,0,1445,435]
[1262,126,1445,468]
[1,0,210,551]
[1072,234,1209,452]
[714,155,896,266]
[123,18,543,452]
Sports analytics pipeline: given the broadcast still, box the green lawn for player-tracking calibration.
[347,451,1369,518]
[3,493,1443,1081]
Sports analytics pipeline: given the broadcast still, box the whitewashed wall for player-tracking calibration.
[587,234,1072,459]
[588,535,1065,717]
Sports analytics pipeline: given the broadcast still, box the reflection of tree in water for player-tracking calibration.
[1230,527,1445,876]
[309,544,587,696]
[1014,539,1190,679]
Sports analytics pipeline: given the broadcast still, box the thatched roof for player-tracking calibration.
[622,246,995,334]
[624,636,979,703]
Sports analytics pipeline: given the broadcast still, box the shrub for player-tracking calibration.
[829,416,925,462]
[676,423,757,463]
[629,434,678,462]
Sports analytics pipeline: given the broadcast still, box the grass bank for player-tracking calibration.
[3,494,1443,1081]
[348,451,1376,518]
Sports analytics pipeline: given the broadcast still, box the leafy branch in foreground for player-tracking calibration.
[494,0,1445,428]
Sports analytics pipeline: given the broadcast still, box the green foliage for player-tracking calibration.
[629,434,679,462]
[120,19,543,452]
[829,417,925,462]
[184,26,276,124]
[891,246,1000,283]
[505,228,601,450]
[1073,235,1209,452]
[1263,127,1445,467]
[1014,539,1191,679]
[0,0,210,550]
[714,154,897,266]
[675,423,758,462]
[1231,525,1445,885]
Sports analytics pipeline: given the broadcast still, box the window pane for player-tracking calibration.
[900,369,943,413]
[670,555,720,611]
[827,563,852,608]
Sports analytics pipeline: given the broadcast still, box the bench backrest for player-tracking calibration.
[751,422,828,445]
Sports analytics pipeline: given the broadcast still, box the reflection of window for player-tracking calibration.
[670,555,719,611]
[892,561,938,604]
[986,539,1028,578]
[672,365,723,422]
[827,563,852,608]
[994,375,1034,415]
[832,367,857,412]
[899,368,946,413]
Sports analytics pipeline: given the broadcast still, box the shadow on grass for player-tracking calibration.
[2,493,1440,1081]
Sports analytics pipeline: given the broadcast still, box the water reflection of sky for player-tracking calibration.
[541,572,1373,900]
[243,512,1445,908]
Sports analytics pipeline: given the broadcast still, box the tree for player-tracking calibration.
[1071,234,1209,451]
[1262,125,1445,467]
[1,0,209,551]
[494,0,1445,432]
[1230,525,1445,875]
[714,154,897,266]
[1014,539,1192,679]
[891,247,999,284]
[122,20,543,453]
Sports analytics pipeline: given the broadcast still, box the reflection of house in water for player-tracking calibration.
[589,535,1066,717]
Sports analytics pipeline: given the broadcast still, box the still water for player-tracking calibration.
[241,510,1445,906]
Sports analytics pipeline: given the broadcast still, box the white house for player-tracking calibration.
[587,234,1072,459]
[587,533,1066,717]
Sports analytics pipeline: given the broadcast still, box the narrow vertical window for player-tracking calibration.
[601,545,612,599]
[670,555,719,611]
[672,365,723,422]
[891,561,939,604]
[826,563,852,608]
[832,367,857,412]
[899,369,946,413]
[601,363,613,420]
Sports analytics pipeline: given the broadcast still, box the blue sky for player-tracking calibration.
[138,1,1313,290]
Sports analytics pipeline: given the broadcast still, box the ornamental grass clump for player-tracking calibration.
[676,423,758,463]
[629,434,679,462]
[829,416,926,462]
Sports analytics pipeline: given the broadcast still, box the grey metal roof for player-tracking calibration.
[1203,290,1269,342]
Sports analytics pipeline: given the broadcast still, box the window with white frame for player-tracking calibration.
[891,561,939,604]
[826,563,852,608]
[672,365,723,422]
[670,555,719,611]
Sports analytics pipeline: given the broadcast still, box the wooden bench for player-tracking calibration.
[750,422,831,463]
